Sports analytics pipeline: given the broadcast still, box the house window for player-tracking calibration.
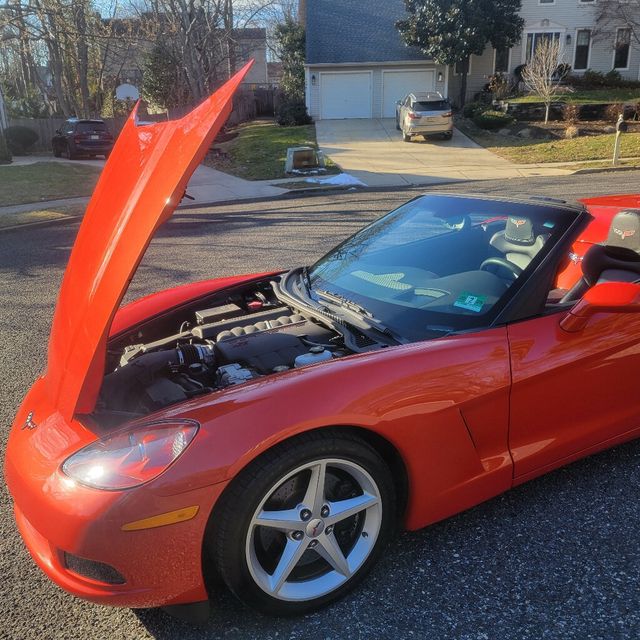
[525,32,561,61]
[494,47,510,73]
[539,0,555,4]
[574,30,591,70]
[579,0,594,3]
[614,28,631,69]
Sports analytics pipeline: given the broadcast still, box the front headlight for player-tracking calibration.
[62,420,199,490]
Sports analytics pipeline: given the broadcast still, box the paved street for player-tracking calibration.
[2,172,640,640]
[315,119,576,187]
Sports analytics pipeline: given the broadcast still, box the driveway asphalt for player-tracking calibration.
[315,118,574,187]
[2,171,640,640]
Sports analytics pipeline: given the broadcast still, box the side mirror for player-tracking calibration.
[55,129,61,135]
[560,282,640,332]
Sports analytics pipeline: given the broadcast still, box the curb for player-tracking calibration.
[570,166,640,175]
[0,213,84,233]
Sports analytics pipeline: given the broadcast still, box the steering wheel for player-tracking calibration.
[480,257,523,280]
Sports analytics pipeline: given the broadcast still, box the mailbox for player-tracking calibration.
[616,116,628,133]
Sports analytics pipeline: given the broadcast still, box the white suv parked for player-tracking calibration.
[395,92,453,142]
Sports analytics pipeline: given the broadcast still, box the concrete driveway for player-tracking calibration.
[316,118,571,187]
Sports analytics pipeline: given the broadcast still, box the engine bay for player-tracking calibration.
[97,275,379,417]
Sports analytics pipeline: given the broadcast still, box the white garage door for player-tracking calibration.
[320,72,372,119]
[382,70,436,118]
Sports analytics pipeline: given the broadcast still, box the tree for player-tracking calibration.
[0,130,11,163]
[273,16,304,100]
[594,0,640,47]
[397,0,524,106]
[142,42,188,109]
[521,37,563,124]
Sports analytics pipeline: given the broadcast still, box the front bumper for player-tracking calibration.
[4,379,226,609]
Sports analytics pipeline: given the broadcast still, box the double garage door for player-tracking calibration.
[319,69,436,120]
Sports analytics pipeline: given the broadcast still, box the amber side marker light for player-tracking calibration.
[121,505,200,531]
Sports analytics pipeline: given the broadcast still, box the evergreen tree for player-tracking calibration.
[397,0,524,106]
[142,44,185,110]
[274,17,305,101]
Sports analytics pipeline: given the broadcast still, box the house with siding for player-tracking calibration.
[303,0,448,120]
[303,0,639,118]
[453,0,640,103]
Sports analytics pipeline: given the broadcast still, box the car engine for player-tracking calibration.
[98,281,353,416]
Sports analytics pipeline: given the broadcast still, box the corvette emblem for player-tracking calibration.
[21,411,38,431]
[613,227,636,240]
[511,219,527,227]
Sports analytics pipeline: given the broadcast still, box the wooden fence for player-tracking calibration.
[7,87,281,151]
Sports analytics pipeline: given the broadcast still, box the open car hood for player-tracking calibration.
[45,63,252,420]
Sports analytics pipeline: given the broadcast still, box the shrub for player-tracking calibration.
[582,69,607,87]
[564,125,580,139]
[554,63,572,81]
[563,103,580,123]
[4,125,39,154]
[473,109,514,130]
[276,101,312,126]
[513,64,527,83]
[0,130,12,164]
[487,73,510,100]
[568,69,640,90]
[604,102,624,122]
[605,69,623,85]
[462,101,487,118]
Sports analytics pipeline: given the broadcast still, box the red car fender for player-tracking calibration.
[150,328,513,532]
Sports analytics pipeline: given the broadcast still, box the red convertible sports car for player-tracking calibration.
[5,63,640,623]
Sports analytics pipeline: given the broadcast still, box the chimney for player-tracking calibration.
[298,0,306,26]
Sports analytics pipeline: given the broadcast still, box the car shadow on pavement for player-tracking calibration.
[133,437,640,640]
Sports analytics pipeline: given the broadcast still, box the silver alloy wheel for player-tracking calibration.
[245,458,382,602]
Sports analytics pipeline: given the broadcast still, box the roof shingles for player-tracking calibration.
[306,0,431,64]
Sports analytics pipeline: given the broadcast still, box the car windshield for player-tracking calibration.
[414,100,450,111]
[308,195,573,341]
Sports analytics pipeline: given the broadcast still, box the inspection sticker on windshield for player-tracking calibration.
[454,292,486,313]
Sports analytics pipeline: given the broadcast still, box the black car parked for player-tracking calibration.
[52,119,114,159]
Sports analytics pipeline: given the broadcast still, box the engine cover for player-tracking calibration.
[214,314,335,373]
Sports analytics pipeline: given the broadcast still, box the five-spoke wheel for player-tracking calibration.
[209,432,396,615]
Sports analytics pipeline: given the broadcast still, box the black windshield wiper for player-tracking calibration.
[301,266,312,296]
[314,289,406,344]
[315,289,374,318]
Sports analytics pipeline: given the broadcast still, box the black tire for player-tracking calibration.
[395,118,401,131]
[443,131,453,140]
[208,430,397,616]
[64,144,76,160]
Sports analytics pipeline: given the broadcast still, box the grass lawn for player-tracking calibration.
[509,88,640,104]
[0,162,101,206]
[485,133,640,163]
[205,121,340,180]
[457,120,640,164]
